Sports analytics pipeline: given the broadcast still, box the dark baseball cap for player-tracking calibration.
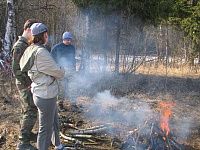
[30,23,48,36]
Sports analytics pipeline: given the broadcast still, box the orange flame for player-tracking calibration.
[158,101,174,137]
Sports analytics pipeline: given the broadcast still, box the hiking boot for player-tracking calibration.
[16,142,37,150]
[55,144,67,150]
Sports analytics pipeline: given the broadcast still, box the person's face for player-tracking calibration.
[26,28,32,40]
[63,39,71,45]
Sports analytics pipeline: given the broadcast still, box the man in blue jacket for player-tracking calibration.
[51,32,79,112]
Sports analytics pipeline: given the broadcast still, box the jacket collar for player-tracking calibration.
[33,43,46,48]
[18,36,29,45]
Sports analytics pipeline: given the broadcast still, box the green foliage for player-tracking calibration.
[170,0,200,44]
[72,0,174,26]
[123,0,174,25]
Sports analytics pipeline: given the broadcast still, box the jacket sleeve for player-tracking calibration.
[12,46,22,75]
[12,46,32,86]
[36,48,65,79]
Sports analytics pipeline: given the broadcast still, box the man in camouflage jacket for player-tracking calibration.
[11,19,38,150]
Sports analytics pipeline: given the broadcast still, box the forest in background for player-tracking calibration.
[0,0,199,74]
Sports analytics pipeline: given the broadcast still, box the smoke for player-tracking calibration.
[56,49,194,142]
[81,90,194,142]
[86,90,154,129]
[70,6,149,73]
[55,49,194,143]
[57,56,108,100]
[173,116,193,141]
[50,5,195,143]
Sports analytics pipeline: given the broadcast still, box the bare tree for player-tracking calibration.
[115,11,121,73]
[4,0,16,53]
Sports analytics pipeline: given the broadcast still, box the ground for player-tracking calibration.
[0,65,199,150]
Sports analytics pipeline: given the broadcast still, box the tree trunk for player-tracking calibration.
[115,12,121,73]
[159,25,165,62]
[138,26,144,53]
[82,11,90,72]
[189,39,195,66]
[164,24,170,91]
[4,0,16,53]
[156,27,161,62]
[198,46,200,64]
[102,18,108,73]
[165,24,169,74]
[184,33,188,63]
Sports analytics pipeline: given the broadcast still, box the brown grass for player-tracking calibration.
[136,63,200,79]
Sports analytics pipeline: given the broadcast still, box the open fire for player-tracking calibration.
[120,101,183,150]
[59,100,186,150]
[159,101,174,137]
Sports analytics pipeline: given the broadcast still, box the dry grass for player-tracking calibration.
[136,63,200,79]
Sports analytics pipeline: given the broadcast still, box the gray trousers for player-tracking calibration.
[33,95,60,150]
[58,67,77,104]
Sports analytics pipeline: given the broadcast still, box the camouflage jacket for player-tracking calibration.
[11,36,32,89]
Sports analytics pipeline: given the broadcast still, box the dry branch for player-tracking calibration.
[70,126,108,135]
[71,134,92,138]
[63,123,79,130]
[60,132,83,145]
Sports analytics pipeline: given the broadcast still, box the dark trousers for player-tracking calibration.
[17,87,38,144]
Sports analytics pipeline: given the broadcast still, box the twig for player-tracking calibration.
[169,139,182,150]
[150,123,154,136]
[166,136,172,150]
[86,139,99,145]
[84,124,111,130]
[64,147,76,150]
[150,122,154,148]
[70,127,108,135]
[71,134,92,138]
[84,142,99,145]
[63,123,79,130]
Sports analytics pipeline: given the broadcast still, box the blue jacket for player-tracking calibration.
[51,43,76,69]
